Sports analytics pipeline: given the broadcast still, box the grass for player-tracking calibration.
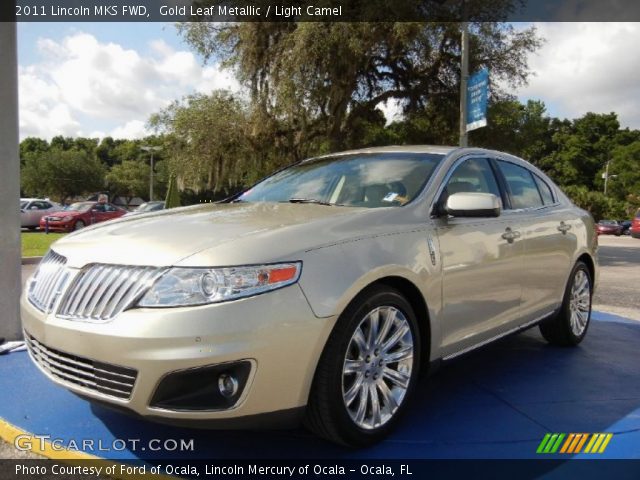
[21,232,66,257]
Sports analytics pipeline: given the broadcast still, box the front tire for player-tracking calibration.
[73,220,85,231]
[305,286,421,447]
[539,261,592,346]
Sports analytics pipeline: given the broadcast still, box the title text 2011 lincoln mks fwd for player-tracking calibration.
[22,146,597,446]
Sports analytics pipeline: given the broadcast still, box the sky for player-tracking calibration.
[16,22,640,140]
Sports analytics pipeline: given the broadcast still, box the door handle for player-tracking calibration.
[557,221,572,234]
[502,227,521,243]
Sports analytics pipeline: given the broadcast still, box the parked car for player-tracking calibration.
[22,146,597,447]
[596,219,623,236]
[39,201,126,232]
[619,220,632,236]
[631,209,640,239]
[20,198,62,229]
[123,201,165,217]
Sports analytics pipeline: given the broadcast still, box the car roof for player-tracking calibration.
[309,145,460,161]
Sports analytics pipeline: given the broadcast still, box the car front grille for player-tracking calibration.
[57,264,164,322]
[27,250,70,313]
[25,332,138,400]
[28,249,165,322]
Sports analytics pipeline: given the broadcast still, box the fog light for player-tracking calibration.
[218,373,239,398]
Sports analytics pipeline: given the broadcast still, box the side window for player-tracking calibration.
[443,157,502,203]
[497,161,543,210]
[533,174,555,205]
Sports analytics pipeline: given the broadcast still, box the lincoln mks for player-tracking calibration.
[22,146,597,446]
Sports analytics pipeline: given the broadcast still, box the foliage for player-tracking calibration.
[150,91,258,193]
[21,149,105,204]
[177,19,541,152]
[563,186,627,222]
[105,160,151,202]
[164,173,181,209]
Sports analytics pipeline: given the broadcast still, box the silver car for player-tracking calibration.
[20,198,62,229]
[21,146,597,446]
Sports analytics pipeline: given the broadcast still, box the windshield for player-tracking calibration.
[20,201,28,209]
[137,202,163,212]
[239,153,444,208]
[67,202,93,212]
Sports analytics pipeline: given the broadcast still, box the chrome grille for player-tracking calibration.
[25,332,137,400]
[57,265,163,322]
[28,250,70,313]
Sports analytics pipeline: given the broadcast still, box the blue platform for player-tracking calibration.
[1,311,639,461]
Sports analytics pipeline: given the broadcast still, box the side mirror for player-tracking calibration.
[445,192,501,218]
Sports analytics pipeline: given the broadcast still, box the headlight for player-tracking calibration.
[138,262,302,307]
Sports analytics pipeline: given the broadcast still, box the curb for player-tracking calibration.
[0,418,174,479]
[21,257,42,265]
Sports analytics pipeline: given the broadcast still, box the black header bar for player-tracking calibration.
[6,0,640,22]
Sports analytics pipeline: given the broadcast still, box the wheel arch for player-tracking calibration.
[577,252,595,282]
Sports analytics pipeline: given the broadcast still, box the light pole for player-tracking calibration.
[602,160,617,196]
[459,20,469,147]
[141,146,162,201]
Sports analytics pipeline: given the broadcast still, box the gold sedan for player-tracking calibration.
[21,146,597,446]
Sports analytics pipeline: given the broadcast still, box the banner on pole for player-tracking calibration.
[466,68,489,132]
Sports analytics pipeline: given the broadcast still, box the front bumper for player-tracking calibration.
[21,284,335,425]
[39,219,72,231]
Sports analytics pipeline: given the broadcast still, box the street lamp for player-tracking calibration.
[141,146,162,201]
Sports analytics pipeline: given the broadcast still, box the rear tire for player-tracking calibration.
[305,286,421,447]
[539,261,592,346]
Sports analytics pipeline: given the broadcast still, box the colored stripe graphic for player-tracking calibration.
[538,433,612,454]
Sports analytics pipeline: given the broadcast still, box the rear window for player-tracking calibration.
[533,175,555,205]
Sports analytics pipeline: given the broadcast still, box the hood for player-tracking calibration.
[48,210,82,218]
[49,202,397,268]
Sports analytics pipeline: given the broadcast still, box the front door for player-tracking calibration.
[433,157,524,357]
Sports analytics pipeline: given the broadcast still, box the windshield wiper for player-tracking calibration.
[288,198,341,206]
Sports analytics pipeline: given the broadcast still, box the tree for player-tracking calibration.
[177,17,541,154]
[607,141,640,215]
[538,113,620,190]
[21,150,105,204]
[150,91,254,193]
[105,160,151,204]
[164,173,181,209]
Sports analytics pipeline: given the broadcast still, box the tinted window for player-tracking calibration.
[533,175,554,205]
[497,161,543,209]
[443,157,501,204]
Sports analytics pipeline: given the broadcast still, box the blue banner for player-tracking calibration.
[466,68,489,132]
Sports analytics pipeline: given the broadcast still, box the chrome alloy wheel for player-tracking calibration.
[341,306,414,430]
[569,269,591,336]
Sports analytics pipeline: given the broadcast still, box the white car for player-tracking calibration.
[20,198,63,229]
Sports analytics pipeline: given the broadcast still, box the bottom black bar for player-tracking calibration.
[2,459,640,480]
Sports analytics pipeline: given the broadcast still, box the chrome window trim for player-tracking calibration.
[492,157,562,212]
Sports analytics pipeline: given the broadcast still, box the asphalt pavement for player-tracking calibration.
[593,235,640,320]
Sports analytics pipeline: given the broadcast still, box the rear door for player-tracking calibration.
[495,160,576,321]
[434,157,524,357]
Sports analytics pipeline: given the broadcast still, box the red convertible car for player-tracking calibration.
[40,201,126,232]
